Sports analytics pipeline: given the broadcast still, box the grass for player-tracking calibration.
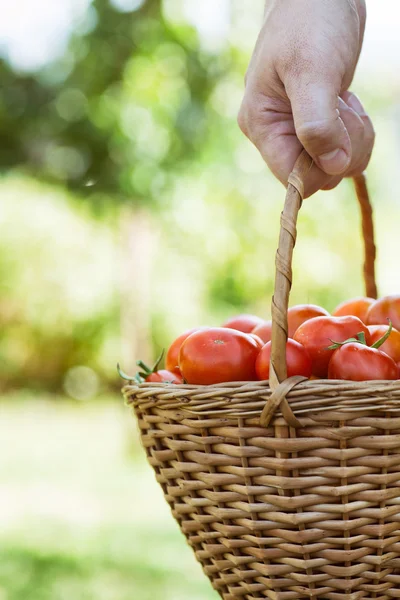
[0,394,219,600]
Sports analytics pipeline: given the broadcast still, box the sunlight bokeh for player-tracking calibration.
[1,1,400,599]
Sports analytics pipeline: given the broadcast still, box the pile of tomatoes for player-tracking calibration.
[122,294,400,385]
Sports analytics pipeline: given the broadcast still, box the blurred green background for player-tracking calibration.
[1,0,400,598]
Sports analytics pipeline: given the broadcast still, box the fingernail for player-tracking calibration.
[318,148,350,175]
[346,93,366,116]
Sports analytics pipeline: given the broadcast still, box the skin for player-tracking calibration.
[252,320,273,343]
[333,297,375,322]
[145,370,183,384]
[165,328,201,375]
[238,0,374,197]
[222,314,264,334]
[328,342,398,381]
[179,327,260,384]
[366,296,400,331]
[293,315,370,377]
[255,339,312,380]
[287,304,330,338]
[368,325,400,363]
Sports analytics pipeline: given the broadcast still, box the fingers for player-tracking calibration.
[309,92,374,191]
[238,88,374,198]
[238,95,331,198]
[286,79,351,176]
[340,91,375,176]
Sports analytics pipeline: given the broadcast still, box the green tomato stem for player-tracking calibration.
[327,336,359,350]
[371,320,393,349]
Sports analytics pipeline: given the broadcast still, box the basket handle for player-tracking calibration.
[262,149,378,427]
[353,173,378,299]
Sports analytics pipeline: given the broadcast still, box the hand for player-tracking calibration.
[238,0,374,197]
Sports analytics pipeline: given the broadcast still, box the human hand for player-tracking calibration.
[238,0,374,197]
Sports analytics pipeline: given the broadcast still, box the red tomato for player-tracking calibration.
[333,297,375,322]
[250,333,264,349]
[366,295,400,331]
[367,325,400,363]
[255,339,312,380]
[179,327,259,384]
[293,315,371,378]
[165,328,202,375]
[328,342,398,381]
[145,370,183,384]
[397,362,400,378]
[252,320,272,343]
[222,314,264,334]
[287,304,330,338]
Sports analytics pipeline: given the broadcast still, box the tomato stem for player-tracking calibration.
[327,336,359,350]
[117,350,165,384]
[371,320,393,349]
[356,331,367,345]
[136,360,152,374]
[136,350,165,376]
[117,363,144,384]
[117,363,132,381]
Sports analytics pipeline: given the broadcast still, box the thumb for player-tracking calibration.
[287,81,351,175]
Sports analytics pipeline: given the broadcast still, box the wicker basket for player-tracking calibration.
[124,152,400,599]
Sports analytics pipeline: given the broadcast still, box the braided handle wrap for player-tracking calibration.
[261,150,378,428]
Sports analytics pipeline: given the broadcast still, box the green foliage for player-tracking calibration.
[0,177,120,391]
[1,0,400,395]
[0,0,231,208]
[0,396,218,600]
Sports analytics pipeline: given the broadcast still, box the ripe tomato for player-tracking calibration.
[222,314,264,334]
[293,315,371,378]
[367,325,400,363]
[255,339,312,380]
[333,297,375,322]
[252,320,272,343]
[328,342,398,381]
[250,333,264,349]
[179,327,259,384]
[145,370,183,384]
[165,328,202,375]
[287,304,330,338]
[366,295,400,331]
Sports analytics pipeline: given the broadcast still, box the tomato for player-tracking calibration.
[397,362,400,378]
[252,320,273,343]
[293,315,371,378]
[166,328,202,375]
[118,357,184,385]
[287,304,330,338]
[255,339,312,380]
[179,327,259,384]
[366,295,400,331]
[333,297,375,322]
[367,325,400,363]
[222,314,264,334]
[328,342,398,381]
[145,370,183,384]
[250,333,264,349]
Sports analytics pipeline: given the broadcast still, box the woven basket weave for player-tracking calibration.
[124,152,400,599]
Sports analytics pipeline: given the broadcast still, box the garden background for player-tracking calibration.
[1,1,400,598]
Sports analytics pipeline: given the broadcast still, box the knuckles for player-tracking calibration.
[296,118,341,147]
[237,103,249,136]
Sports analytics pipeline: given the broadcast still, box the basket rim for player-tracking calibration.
[123,379,400,420]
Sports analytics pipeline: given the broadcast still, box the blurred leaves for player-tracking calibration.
[1,0,400,394]
[0,0,231,207]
